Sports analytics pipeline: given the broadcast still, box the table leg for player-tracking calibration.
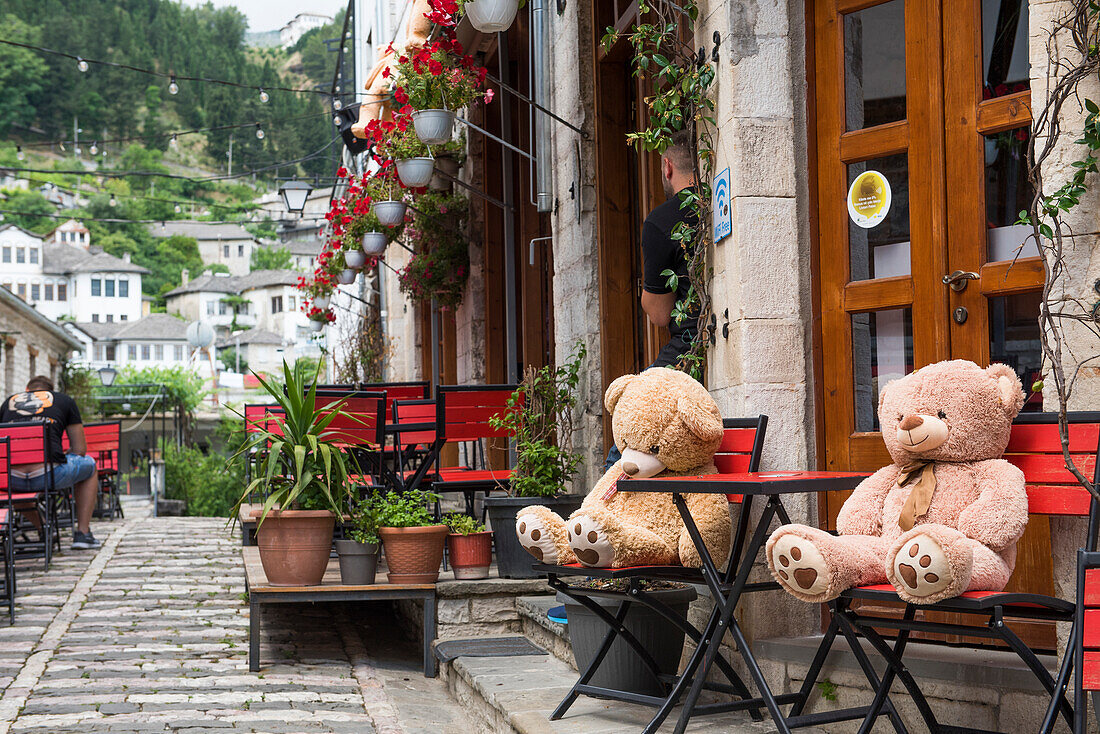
[249,599,260,673]
[424,593,437,677]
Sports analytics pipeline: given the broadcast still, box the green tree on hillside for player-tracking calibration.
[250,245,292,271]
[2,190,55,233]
[0,15,48,134]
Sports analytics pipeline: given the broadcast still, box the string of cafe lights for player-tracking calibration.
[0,37,351,108]
[17,175,263,215]
[13,110,336,154]
[0,207,264,226]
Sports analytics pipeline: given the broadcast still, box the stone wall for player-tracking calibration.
[0,291,78,394]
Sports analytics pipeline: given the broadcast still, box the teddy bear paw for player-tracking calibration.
[516,513,559,564]
[770,533,831,598]
[892,534,953,599]
[567,515,615,567]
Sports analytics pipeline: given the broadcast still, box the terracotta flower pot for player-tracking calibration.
[378,525,448,583]
[251,509,335,586]
[446,531,493,580]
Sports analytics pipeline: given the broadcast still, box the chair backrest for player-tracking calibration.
[0,437,10,494]
[244,404,284,434]
[392,399,438,446]
[361,381,431,421]
[1004,412,1100,532]
[1078,550,1100,693]
[0,422,50,466]
[717,416,769,503]
[70,421,121,473]
[436,385,519,443]
[313,390,386,449]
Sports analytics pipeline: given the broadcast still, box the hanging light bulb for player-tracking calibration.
[174,204,182,213]
[74,145,82,155]
[332,97,342,111]
[89,142,99,156]
[333,114,342,126]
[169,133,179,148]
[168,76,179,95]
[334,84,341,93]
[259,88,269,104]
[108,195,117,207]
[15,147,24,161]
[77,57,89,73]
[59,141,66,152]
[254,123,265,140]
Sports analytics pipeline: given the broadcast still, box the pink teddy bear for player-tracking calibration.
[766,360,1028,605]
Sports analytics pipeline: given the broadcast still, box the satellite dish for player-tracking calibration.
[186,321,216,349]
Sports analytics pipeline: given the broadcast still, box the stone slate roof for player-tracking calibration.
[217,328,284,348]
[150,221,256,241]
[74,314,190,342]
[164,269,300,297]
[280,238,322,257]
[42,244,149,275]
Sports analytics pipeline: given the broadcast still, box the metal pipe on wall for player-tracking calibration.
[500,32,519,384]
[530,0,553,212]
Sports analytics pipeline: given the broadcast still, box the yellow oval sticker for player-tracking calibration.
[847,170,891,229]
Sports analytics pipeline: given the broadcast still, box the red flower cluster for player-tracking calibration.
[425,0,459,27]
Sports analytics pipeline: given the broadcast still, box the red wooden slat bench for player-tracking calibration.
[0,438,14,623]
[0,422,56,569]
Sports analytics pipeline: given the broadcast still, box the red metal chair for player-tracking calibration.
[0,438,14,623]
[0,422,56,569]
[392,385,519,517]
[311,390,386,488]
[63,422,123,520]
[536,416,769,728]
[791,411,1100,734]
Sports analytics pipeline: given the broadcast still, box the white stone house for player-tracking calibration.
[0,223,147,324]
[0,285,82,395]
[68,314,192,371]
[279,12,333,48]
[150,222,258,277]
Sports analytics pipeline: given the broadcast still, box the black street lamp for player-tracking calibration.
[98,366,117,387]
[279,180,313,214]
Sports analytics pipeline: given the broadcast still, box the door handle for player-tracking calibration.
[942,270,980,292]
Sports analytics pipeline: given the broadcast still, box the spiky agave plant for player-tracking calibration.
[230,361,357,525]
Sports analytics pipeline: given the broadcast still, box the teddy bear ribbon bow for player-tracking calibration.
[897,462,937,532]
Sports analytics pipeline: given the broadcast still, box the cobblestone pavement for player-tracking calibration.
[0,500,465,734]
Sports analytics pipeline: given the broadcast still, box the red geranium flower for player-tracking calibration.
[428,59,443,76]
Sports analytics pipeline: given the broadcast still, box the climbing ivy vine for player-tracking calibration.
[602,1,716,379]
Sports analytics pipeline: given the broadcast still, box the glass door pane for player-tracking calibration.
[844,0,908,130]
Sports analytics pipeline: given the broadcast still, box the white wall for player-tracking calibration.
[69,271,143,323]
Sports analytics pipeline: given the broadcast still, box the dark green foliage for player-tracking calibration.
[372,489,440,528]
[0,14,48,135]
[1,190,55,233]
[250,245,293,271]
[162,417,247,517]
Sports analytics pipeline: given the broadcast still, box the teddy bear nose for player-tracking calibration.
[899,415,924,431]
[622,461,640,476]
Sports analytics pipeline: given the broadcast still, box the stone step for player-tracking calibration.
[516,595,574,669]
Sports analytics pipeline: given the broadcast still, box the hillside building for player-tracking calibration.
[150,221,258,277]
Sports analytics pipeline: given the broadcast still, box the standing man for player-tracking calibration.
[1,376,100,550]
[605,129,700,469]
[640,128,700,368]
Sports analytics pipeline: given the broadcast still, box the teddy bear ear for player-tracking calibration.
[985,363,1026,417]
[604,374,636,413]
[677,395,724,443]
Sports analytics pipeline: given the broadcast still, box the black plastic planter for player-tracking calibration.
[561,586,698,697]
[334,540,379,585]
[483,495,583,578]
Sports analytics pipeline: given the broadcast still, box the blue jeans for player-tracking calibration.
[603,331,693,471]
[11,454,96,492]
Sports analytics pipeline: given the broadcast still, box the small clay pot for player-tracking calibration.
[446,531,493,580]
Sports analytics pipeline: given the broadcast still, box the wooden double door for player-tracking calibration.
[812,0,1052,645]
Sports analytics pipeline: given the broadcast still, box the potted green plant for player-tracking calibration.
[443,513,493,580]
[484,342,587,578]
[365,164,407,228]
[230,362,353,586]
[336,493,380,585]
[374,489,449,583]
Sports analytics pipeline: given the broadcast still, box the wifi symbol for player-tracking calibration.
[715,177,729,218]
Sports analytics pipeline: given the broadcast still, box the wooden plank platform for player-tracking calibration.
[242,546,437,676]
[238,503,261,546]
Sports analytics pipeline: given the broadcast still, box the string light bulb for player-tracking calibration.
[254,123,265,140]
[77,57,89,72]
[15,147,24,161]
[169,134,179,148]
[108,195,117,207]
[333,114,342,126]
[89,142,99,155]
[174,204,182,213]
[259,88,269,103]
[168,76,179,95]
[332,97,342,111]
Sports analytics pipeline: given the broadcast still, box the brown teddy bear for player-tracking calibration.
[515,367,732,568]
[766,360,1028,605]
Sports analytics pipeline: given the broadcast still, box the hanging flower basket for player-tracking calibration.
[372,200,407,227]
[430,155,461,191]
[345,249,368,269]
[309,318,327,332]
[361,232,388,256]
[396,157,436,188]
[336,268,357,285]
[412,109,455,146]
[312,294,331,310]
[464,0,520,33]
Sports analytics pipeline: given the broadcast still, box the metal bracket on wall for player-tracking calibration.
[484,71,589,139]
[428,166,514,212]
[528,236,552,266]
[455,115,535,162]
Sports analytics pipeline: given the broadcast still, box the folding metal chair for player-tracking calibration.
[0,422,56,570]
[536,416,770,731]
[0,438,14,623]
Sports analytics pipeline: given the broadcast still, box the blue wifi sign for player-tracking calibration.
[713,168,732,243]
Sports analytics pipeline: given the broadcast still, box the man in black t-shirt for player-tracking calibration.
[605,130,701,469]
[1,376,100,549]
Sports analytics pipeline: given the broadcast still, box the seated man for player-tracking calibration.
[1,376,99,550]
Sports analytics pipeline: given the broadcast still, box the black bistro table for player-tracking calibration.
[627,470,868,734]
